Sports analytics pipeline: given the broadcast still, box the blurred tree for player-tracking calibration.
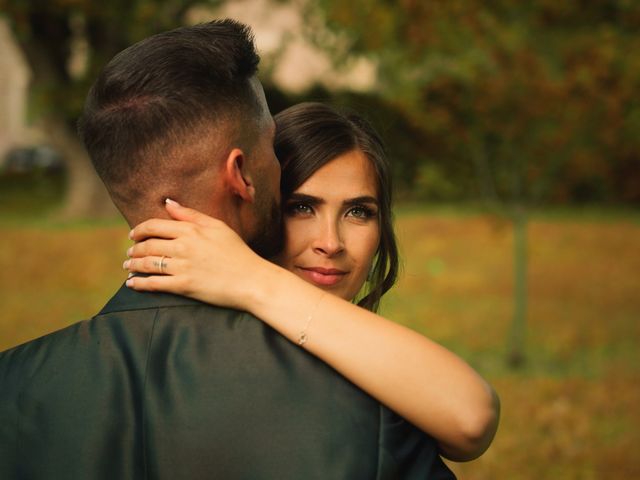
[0,0,221,219]
[307,0,640,366]
[307,0,640,203]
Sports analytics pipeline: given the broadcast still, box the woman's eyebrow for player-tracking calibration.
[343,196,379,206]
[288,193,378,206]
[288,193,323,204]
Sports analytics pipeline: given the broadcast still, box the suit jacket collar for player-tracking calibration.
[99,281,204,315]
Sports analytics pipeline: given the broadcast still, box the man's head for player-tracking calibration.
[78,20,281,257]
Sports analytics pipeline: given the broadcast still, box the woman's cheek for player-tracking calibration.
[361,224,381,262]
[278,219,307,266]
[351,225,380,282]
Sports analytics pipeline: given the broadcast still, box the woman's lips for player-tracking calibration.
[297,267,347,287]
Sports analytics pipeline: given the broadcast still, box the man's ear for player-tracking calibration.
[223,148,256,202]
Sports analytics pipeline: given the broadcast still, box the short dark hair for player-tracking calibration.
[78,19,261,220]
[274,102,399,312]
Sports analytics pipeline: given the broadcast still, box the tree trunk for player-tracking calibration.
[43,118,117,220]
[507,204,528,367]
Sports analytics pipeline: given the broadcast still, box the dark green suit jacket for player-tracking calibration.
[0,284,455,479]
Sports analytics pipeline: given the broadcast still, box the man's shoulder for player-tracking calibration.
[0,285,263,381]
[0,316,94,366]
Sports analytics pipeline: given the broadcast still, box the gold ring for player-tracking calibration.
[159,256,166,274]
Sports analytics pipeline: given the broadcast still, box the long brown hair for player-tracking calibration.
[274,102,399,312]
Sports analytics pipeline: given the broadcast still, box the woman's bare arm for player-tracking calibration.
[125,200,500,461]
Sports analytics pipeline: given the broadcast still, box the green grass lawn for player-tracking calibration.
[384,209,640,478]
[1,189,638,478]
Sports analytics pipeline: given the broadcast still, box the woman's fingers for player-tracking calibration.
[124,256,178,276]
[127,238,179,259]
[165,198,221,228]
[126,274,186,294]
[130,218,199,242]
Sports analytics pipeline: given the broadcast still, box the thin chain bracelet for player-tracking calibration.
[298,292,326,346]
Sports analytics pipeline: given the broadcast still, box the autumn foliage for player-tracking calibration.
[308,0,640,204]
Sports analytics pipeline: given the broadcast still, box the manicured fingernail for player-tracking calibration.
[123,260,130,270]
[128,229,134,240]
[165,198,180,206]
[126,278,133,287]
[127,272,134,278]
[127,247,133,257]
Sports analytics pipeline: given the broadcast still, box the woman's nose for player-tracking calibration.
[312,221,345,256]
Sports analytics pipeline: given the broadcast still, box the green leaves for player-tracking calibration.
[309,0,640,204]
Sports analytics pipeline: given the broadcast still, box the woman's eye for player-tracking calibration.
[287,202,313,215]
[347,205,376,219]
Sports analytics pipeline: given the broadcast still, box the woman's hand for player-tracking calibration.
[124,199,273,311]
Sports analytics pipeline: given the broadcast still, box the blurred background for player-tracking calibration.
[0,0,638,478]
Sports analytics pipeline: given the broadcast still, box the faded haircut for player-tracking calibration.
[78,19,262,219]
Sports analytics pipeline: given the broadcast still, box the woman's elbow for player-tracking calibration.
[444,387,501,462]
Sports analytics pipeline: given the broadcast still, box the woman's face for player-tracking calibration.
[276,149,380,301]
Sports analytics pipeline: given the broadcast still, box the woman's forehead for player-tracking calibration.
[295,150,378,198]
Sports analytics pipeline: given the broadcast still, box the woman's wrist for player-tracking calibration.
[246,263,330,347]
[242,258,290,317]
